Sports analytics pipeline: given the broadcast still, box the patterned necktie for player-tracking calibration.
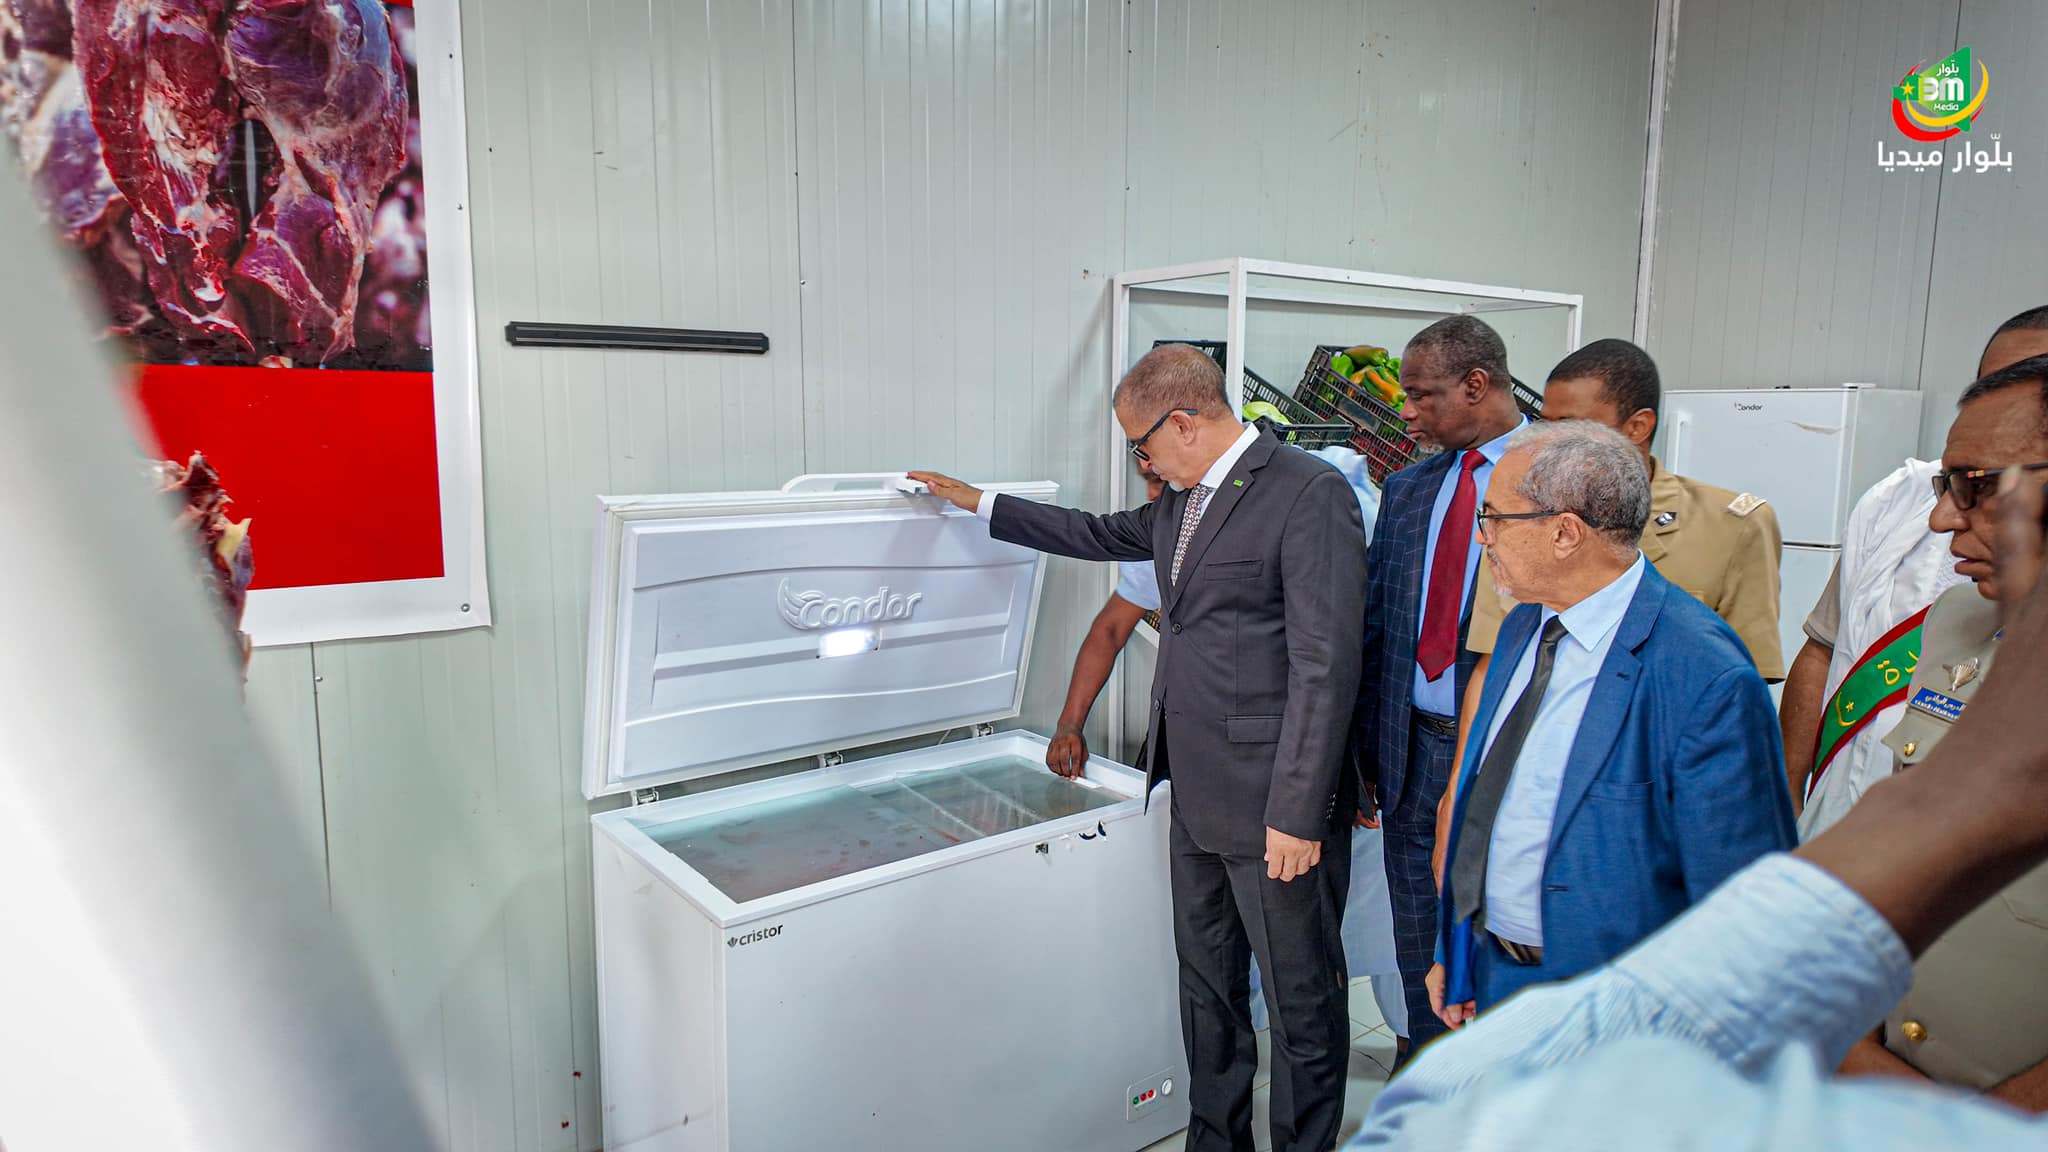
[1451,615,1569,925]
[1418,449,1488,680]
[1170,485,1213,585]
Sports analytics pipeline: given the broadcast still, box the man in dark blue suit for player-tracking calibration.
[1430,421,1795,1028]
[1356,315,1527,1062]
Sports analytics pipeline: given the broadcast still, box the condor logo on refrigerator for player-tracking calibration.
[777,580,925,630]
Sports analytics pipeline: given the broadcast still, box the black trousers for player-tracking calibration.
[1170,801,1351,1152]
[1381,719,1457,1058]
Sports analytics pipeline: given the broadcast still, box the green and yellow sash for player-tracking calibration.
[1806,605,1930,801]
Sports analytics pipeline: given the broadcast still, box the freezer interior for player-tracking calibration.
[645,754,1122,903]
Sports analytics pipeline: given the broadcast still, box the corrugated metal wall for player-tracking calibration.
[1914,0,2048,448]
[1126,0,1652,338]
[233,2,1655,1148]
[1646,0,2047,455]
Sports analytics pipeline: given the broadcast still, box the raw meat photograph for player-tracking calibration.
[0,0,431,371]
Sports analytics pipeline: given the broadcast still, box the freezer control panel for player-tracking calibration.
[1126,1068,1178,1121]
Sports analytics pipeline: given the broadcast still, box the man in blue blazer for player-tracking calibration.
[1430,421,1795,1029]
[1356,315,1528,1061]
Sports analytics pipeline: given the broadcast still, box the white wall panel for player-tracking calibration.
[299,2,805,1150]
[1648,0,2046,457]
[1648,0,1954,397]
[1127,0,1653,346]
[793,0,1130,736]
[1914,1,2048,449]
[243,645,326,875]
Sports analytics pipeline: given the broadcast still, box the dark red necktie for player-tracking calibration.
[1418,449,1487,680]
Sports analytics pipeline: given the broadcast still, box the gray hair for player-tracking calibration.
[1113,344,1232,418]
[1505,420,1650,549]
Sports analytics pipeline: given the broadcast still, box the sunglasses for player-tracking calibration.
[1128,408,1198,461]
[1931,462,2048,511]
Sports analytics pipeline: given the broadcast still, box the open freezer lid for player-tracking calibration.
[581,475,1058,799]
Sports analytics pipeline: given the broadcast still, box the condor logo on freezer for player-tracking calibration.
[777,580,924,630]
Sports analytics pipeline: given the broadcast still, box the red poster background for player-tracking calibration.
[137,365,444,590]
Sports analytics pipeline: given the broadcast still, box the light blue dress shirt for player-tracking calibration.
[1345,853,2048,1150]
[1478,554,1647,946]
[1411,420,1526,716]
[1113,561,1160,612]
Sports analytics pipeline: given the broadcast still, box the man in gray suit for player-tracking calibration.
[909,344,1366,1152]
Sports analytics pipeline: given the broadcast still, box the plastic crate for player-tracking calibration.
[1291,344,1436,484]
[1152,338,1232,376]
[1148,340,1353,450]
[1510,376,1544,418]
[1242,374,1355,449]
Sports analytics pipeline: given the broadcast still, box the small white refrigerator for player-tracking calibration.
[582,474,1188,1152]
[1659,385,1925,675]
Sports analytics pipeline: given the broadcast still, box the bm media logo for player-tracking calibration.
[1891,47,1987,142]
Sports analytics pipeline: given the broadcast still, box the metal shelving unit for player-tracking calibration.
[1104,257,1584,757]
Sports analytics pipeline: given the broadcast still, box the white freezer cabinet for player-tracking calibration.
[582,476,1187,1152]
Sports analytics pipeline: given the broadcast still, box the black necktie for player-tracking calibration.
[1451,615,1569,925]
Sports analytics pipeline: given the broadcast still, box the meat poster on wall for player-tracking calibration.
[1,0,487,645]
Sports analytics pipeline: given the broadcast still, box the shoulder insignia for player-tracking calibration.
[1727,492,1766,517]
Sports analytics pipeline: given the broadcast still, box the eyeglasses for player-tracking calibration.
[1474,508,1562,540]
[1128,408,1198,461]
[1931,462,2048,511]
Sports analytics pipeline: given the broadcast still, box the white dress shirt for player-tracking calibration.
[1479,553,1647,946]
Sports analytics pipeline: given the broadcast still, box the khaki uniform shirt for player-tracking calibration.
[1468,461,1787,678]
[1879,584,2048,1089]
[1804,559,1842,648]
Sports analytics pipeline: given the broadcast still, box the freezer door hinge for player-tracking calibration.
[972,723,996,739]
[818,751,845,769]
[629,788,662,807]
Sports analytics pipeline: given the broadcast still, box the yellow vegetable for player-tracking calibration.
[1365,368,1403,406]
[1241,400,1288,425]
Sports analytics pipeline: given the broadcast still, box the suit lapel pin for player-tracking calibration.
[1233,478,1245,487]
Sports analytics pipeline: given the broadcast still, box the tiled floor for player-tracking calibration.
[1140,978,1394,1152]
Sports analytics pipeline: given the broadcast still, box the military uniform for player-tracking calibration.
[1468,460,1786,678]
[1877,583,2048,1089]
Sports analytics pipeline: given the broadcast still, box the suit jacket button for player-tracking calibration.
[1171,622,1184,634]
[1901,1020,1928,1043]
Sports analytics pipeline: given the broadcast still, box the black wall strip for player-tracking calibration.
[504,322,770,355]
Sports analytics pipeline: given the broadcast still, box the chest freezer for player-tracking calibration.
[583,475,1187,1152]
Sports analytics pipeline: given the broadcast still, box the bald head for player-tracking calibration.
[1114,344,1233,419]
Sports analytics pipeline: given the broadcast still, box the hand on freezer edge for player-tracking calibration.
[905,471,984,513]
[1047,723,1089,779]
